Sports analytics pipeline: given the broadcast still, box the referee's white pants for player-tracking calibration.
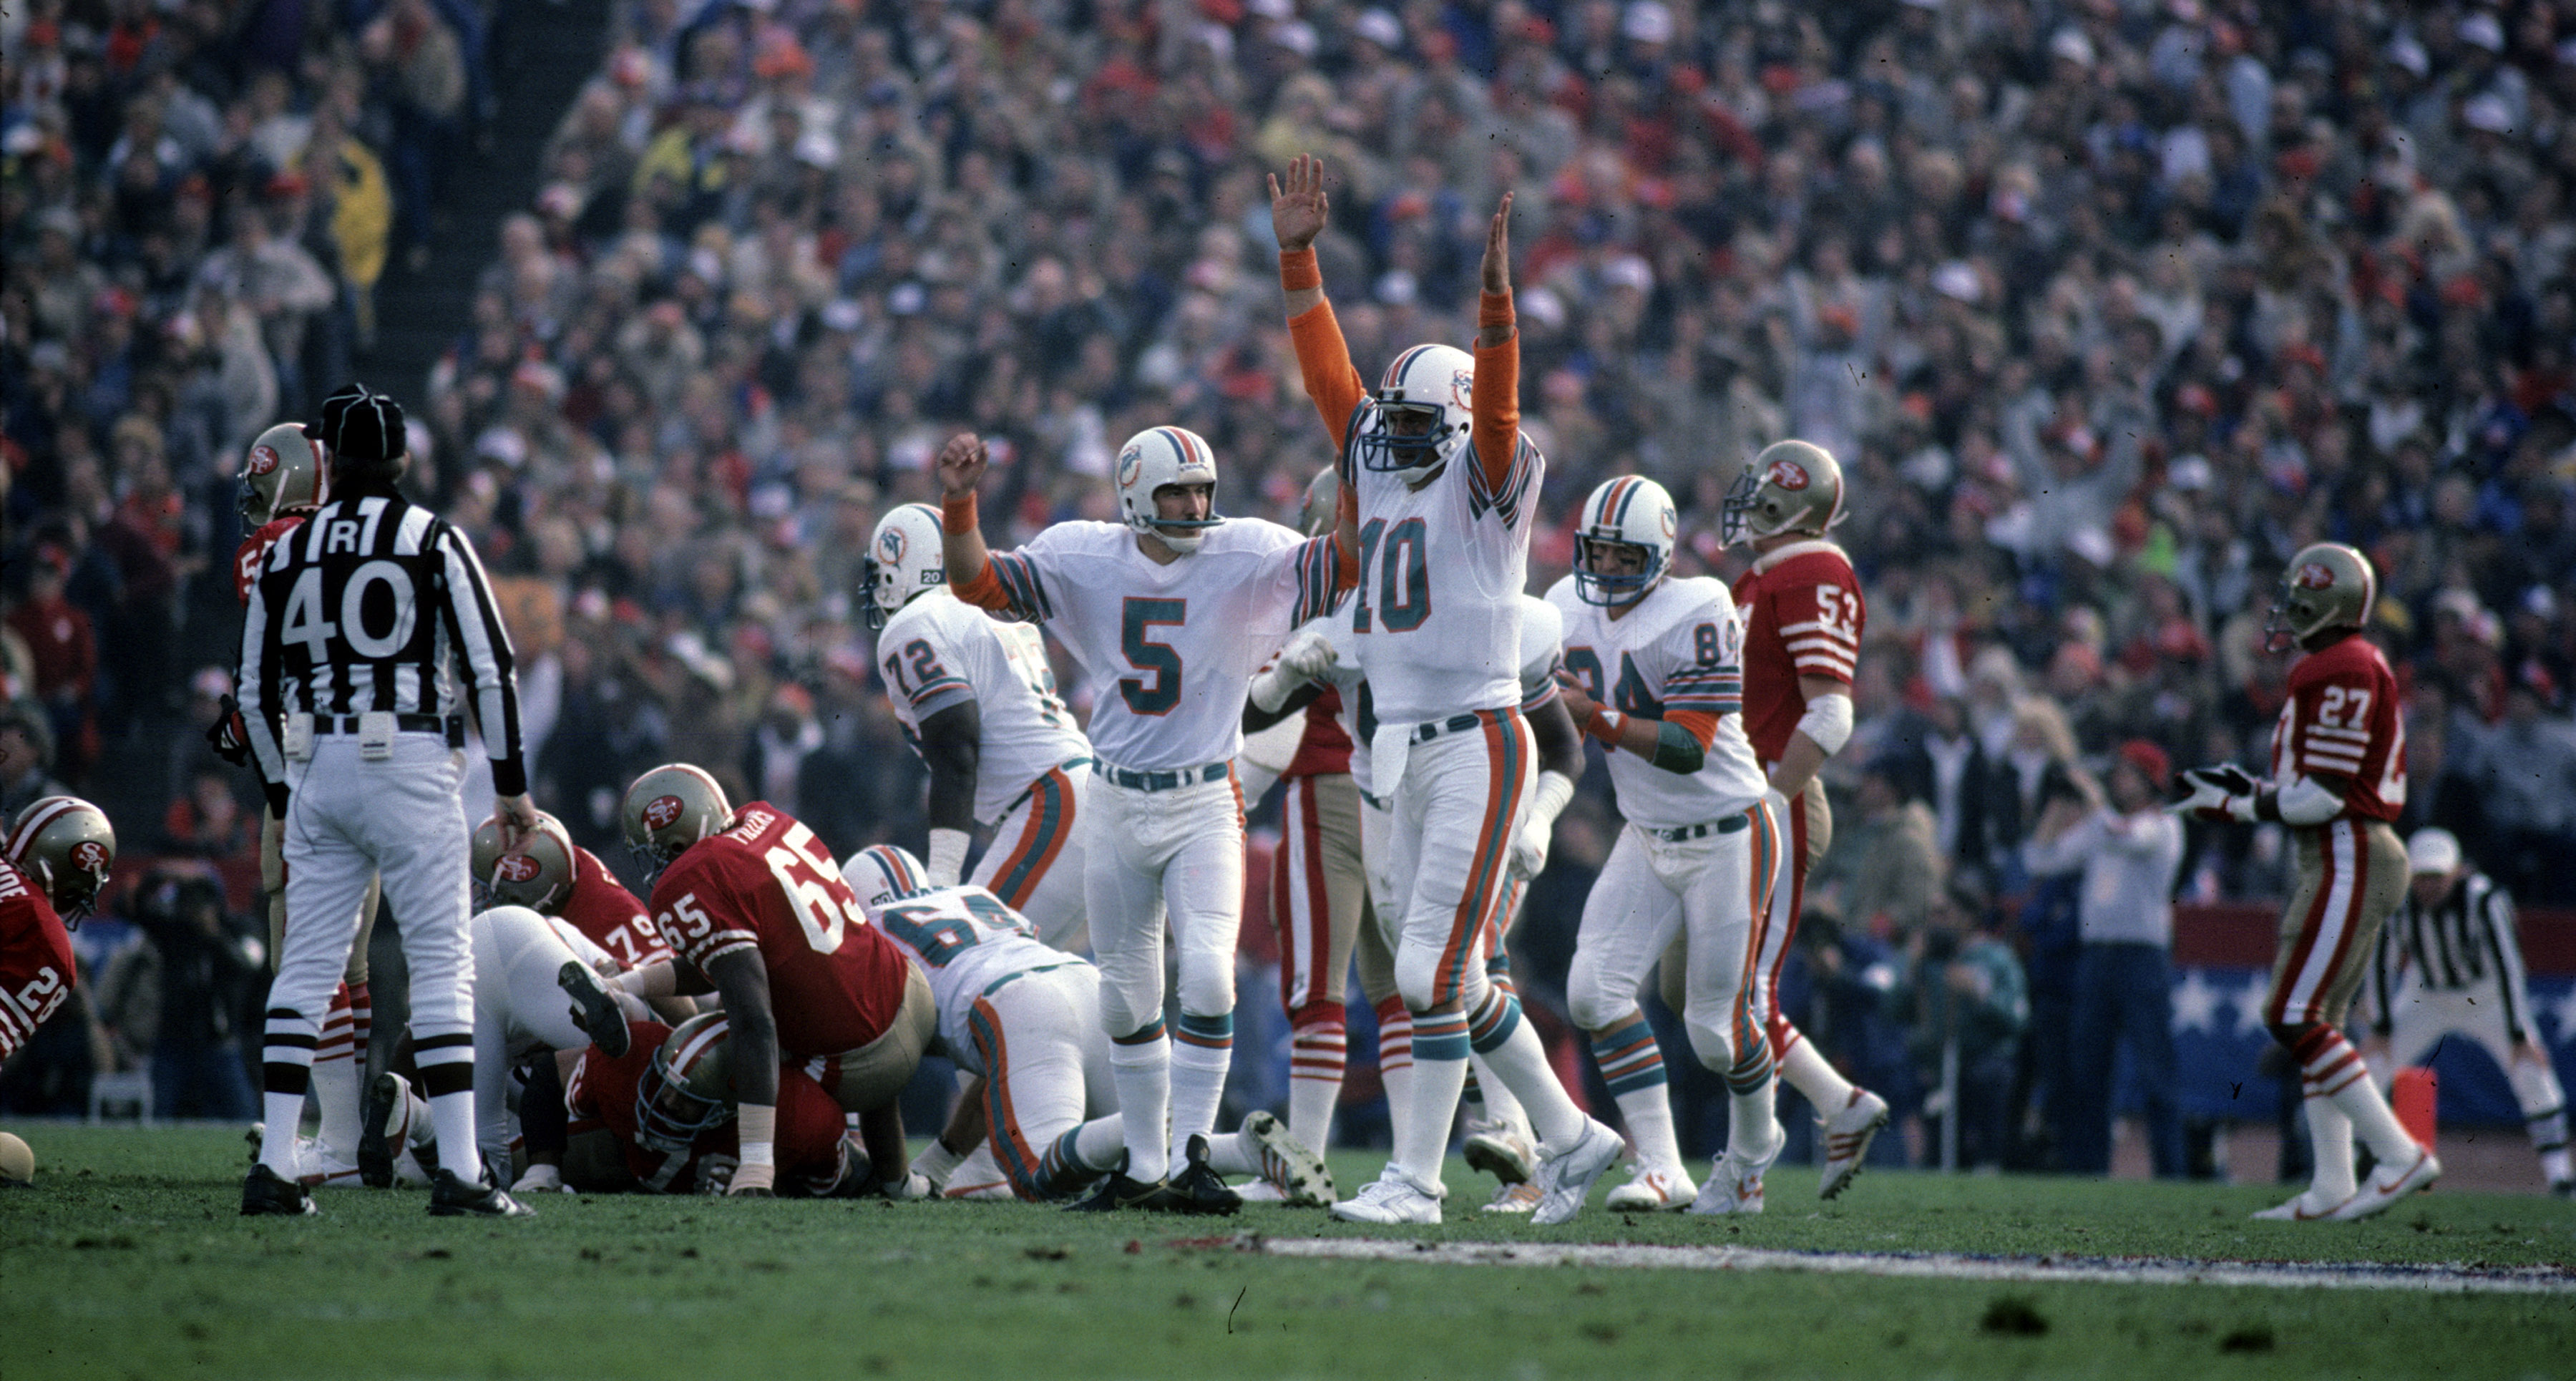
[1566,807,1778,1077]
[470,904,613,1173]
[2370,983,2567,1124]
[278,736,476,1090]
[1083,771,1246,1036]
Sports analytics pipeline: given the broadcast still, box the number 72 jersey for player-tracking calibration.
[877,591,1090,827]
[868,883,1079,1077]
[2268,633,2406,822]
[650,803,916,1058]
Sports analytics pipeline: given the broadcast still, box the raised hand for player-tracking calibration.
[936,431,988,497]
[1479,190,1515,295]
[1269,153,1330,253]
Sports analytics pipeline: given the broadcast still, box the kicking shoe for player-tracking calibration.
[1063,1171,1184,1213]
[2328,1148,2441,1221]
[557,960,630,1058]
[358,1072,400,1189]
[1462,1118,1536,1186]
[1530,1118,1625,1226]
[2250,1186,2352,1221]
[1816,1088,1890,1201]
[942,1179,1016,1201]
[1234,1180,1288,1203]
[428,1168,535,1218]
[1689,1146,1775,1216]
[1171,1134,1243,1216]
[1331,1166,1443,1225]
[308,1154,362,1189]
[1604,1161,1697,1212]
[1240,1111,1332,1207]
[241,1163,318,1216]
[1480,1181,1542,1214]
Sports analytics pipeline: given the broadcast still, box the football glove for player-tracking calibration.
[2170,764,2258,822]
[206,694,251,766]
[1507,814,1551,883]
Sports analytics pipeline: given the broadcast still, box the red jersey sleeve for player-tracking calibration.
[2272,638,2406,821]
[0,864,77,1059]
[565,846,674,970]
[233,515,310,605]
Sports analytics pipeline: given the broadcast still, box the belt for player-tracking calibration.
[1097,761,1229,793]
[1644,812,1751,843]
[310,713,465,748]
[998,756,1095,819]
[1409,713,1485,746]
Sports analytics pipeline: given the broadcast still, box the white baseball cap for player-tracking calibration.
[2406,828,2462,877]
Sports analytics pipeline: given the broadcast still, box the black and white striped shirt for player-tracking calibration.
[2371,871,2535,1042]
[236,493,525,802]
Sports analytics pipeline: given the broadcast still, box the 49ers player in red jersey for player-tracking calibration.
[620,763,936,1196]
[1,798,115,1062]
[563,1015,865,1195]
[1723,439,1891,1200]
[2173,542,2434,1221]
[471,810,696,1024]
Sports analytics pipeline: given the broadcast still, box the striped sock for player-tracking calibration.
[260,1006,319,1176]
[1467,987,1523,1054]
[413,1025,479,1181]
[1036,1116,1123,1198]
[1397,1011,1470,1186]
[1374,997,1414,1151]
[1169,1011,1234,1163]
[1592,1013,1679,1168]
[2303,1084,2356,1202]
[2297,1025,2417,1166]
[346,980,371,1065]
[311,986,362,1165]
[1287,1002,1346,1153]
[1111,1021,1171,1182]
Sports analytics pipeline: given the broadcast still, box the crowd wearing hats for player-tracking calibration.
[8,0,2576,1154]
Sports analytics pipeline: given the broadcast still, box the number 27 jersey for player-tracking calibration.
[650,803,914,1058]
[2268,633,2406,822]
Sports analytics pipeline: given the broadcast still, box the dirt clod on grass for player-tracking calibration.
[1981,1296,2049,1335]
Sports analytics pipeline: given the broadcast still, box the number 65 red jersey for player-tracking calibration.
[649,804,913,1058]
[2268,633,2406,822]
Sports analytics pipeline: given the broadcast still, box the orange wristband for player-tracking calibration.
[1478,290,1515,328]
[1280,247,1322,291]
[941,490,977,535]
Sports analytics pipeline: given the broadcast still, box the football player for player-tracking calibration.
[1722,439,1892,1199]
[1547,476,1785,1214]
[2174,543,2438,1220]
[1,797,115,1063]
[866,502,1098,949]
[565,1012,867,1196]
[455,903,642,1189]
[1272,153,1620,1226]
[935,424,1347,1207]
[472,810,696,1020]
[845,846,1328,1211]
[622,763,935,1196]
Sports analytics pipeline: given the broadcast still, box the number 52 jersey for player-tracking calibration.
[650,803,915,1058]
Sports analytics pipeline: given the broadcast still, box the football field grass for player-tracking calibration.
[4,1124,2570,1380]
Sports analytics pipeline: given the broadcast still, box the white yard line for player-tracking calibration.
[1246,1236,2576,1295]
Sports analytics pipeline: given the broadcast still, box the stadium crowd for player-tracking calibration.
[6,0,2575,1170]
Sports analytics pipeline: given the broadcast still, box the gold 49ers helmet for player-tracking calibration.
[1721,439,1845,545]
[4,796,117,927]
[472,810,576,912]
[636,1011,737,1152]
[2265,542,2376,652]
[236,422,327,524]
[621,764,732,883]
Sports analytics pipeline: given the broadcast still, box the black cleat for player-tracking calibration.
[242,1163,318,1216]
[358,1072,399,1189]
[1172,1133,1242,1216]
[557,960,630,1058]
[428,1168,535,1218]
[1062,1171,1184,1213]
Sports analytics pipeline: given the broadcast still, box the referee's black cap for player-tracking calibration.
[306,383,406,464]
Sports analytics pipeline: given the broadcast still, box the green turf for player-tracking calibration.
[4,1125,2572,1380]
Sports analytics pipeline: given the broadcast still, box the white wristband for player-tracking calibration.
[1249,665,1296,714]
[736,1103,776,1166]
[926,828,970,888]
[1528,770,1576,831]
[1796,692,1853,756]
[914,1138,965,1189]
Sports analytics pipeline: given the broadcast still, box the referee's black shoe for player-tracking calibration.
[242,1163,318,1216]
[1171,1133,1242,1216]
[429,1168,535,1217]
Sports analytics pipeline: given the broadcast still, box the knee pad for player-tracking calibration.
[1175,952,1234,1020]
[1395,947,1485,1015]
[1563,954,1623,1033]
[1679,1000,1737,1074]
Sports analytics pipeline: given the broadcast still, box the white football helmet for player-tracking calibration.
[842,843,931,912]
[863,503,947,630]
[1113,426,1224,554]
[237,421,327,524]
[1572,476,1678,607]
[1354,343,1475,484]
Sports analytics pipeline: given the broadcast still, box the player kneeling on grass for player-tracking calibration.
[847,846,1330,1211]
[2172,542,2438,1221]
[623,764,937,1197]
[563,1011,875,1196]
[1548,477,1787,1215]
[1,798,115,1073]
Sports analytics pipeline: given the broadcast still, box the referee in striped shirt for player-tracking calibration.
[2366,828,2571,1196]
[237,384,540,1218]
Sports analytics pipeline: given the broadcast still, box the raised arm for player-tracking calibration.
[1469,192,1521,497]
[1272,155,1369,451]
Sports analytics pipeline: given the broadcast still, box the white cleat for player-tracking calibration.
[1816,1088,1890,1200]
[1689,1142,1779,1216]
[2328,1148,2441,1221]
[1234,1180,1289,1203]
[1482,1181,1543,1214]
[2250,1186,2352,1221]
[1530,1118,1625,1226]
[1331,1166,1445,1225]
[1603,1161,1698,1212]
[941,1179,1016,1201]
[1462,1118,1536,1186]
[1241,1111,1334,1206]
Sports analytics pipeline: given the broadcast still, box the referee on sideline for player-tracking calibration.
[237,384,540,1218]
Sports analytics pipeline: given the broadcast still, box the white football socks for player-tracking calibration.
[1110,1033,1173,1182]
[2305,1090,2356,1202]
[1778,1031,1856,1114]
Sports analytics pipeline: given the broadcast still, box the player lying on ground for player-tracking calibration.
[563,1011,876,1196]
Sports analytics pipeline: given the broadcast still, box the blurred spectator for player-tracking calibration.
[1777,910,1916,1170]
[2025,741,2189,1179]
[1893,881,2027,1171]
[1818,756,1946,939]
[0,704,72,819]
[4,542,97,781]
[2467,668,2576,904]
[94,867,260,1121]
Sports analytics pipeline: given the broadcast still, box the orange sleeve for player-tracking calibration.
[954,561,1011,612]
[1287,300,1370,451]
[1470,291,1519,492]
[1666,711,1720,751]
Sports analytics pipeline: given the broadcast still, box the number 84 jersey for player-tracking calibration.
[878,590,1091,826]
[869,883,1078,1076]
[650,804,916,1058]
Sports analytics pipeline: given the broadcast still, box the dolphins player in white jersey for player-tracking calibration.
[1274,154,1621,1225]
[845,846,1331,1209]
[1548,476,1787,1214]
[867,502,1096,950]
[935,427,1347,1209]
